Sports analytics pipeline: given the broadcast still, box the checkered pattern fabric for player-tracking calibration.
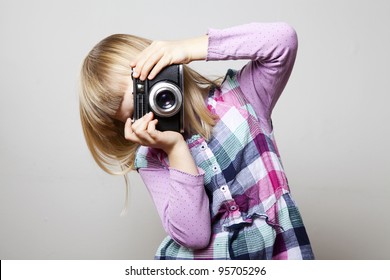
[135,70,314,259]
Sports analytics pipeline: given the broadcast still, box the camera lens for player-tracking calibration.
[149,82,182,117]
[156,90,176,110]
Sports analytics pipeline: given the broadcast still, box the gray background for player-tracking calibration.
[0,0,389,259]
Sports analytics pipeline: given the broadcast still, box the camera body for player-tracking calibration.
[132,64,184,133]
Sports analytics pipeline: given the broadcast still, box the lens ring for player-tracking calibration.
[149,82,182,117]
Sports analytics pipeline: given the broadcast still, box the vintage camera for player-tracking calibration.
[132,64,184,133]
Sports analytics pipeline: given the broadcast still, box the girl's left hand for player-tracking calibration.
[130,35,208,81]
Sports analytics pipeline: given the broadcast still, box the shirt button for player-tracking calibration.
[220,186,227,192]
[200,143,207,150]
[212,166,218,173]
[230,205,237,211]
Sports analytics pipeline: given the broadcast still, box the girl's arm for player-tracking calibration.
[132,22,298,131]
[207,22,298,131]
[127,114,210,249]
[139,167,211,249]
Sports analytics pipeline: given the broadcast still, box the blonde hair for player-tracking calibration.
[79,34,218,177]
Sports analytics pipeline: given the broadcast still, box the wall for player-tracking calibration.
[0,0,389,259]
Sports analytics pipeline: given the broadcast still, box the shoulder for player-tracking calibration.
[207,69,253,112]
[207,69,257,120]
[215,69,249,106]
[212,69,239,97]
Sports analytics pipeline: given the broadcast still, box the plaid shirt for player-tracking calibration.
[135,70,314,259]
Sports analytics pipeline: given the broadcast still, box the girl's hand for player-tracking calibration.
[124,112,184,154]
[125,112,199,175]
[130,35,208,81]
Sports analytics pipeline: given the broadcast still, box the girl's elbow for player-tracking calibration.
[190,228,211,249]
[281,22,298,52]
[174,231,211,250]
[167,222,211,250]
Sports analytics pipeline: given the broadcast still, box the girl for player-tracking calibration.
[79,22,315,260]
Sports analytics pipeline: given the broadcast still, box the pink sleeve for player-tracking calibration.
[139,167,211,250]
[207,22,298,131]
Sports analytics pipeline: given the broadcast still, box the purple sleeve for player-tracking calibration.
[139,167,211,249]
[207,22,298,131]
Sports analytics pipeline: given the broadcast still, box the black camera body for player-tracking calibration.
[132,64,184,133]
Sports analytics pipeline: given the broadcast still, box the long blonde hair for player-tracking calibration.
[79,34,218,177]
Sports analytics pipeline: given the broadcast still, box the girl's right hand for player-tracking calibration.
[125,112,199,175]
[124,112,184,154]
[130,35,208,81]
